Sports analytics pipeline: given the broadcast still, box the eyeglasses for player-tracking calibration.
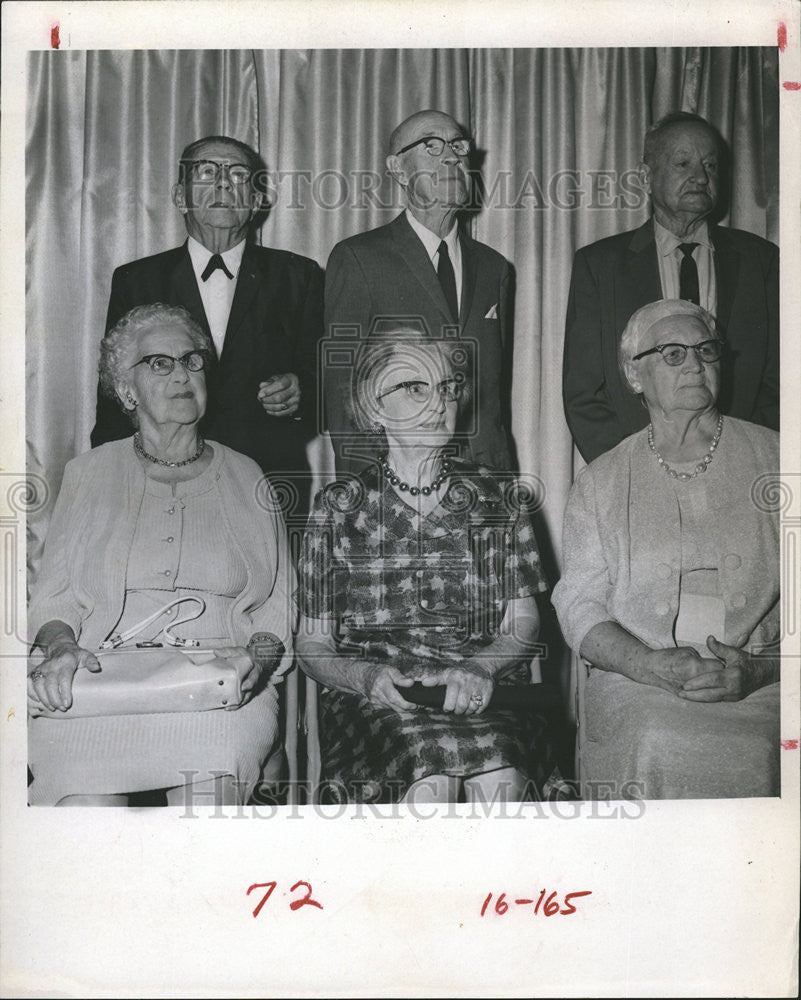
[377,378,463,403]
[185,160,253,186]
[394,135,472,157]
[632,340,723,366]
[131,351,209,376]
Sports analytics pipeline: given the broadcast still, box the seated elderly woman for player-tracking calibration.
[296,329,555,804]
[552,299,780,799]
[27,303,294,806]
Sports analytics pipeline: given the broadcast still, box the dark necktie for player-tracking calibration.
[437,241,459,323]
[678,243,700,305]
[201,253,234,282]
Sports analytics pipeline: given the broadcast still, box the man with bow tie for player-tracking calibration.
[323,109,515,473]
[90,134,323,509]
[563,112,779,463]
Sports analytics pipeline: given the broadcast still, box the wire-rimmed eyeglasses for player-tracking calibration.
[393,135,472,157]
[376,378,463,403]
[131,351,209,376]
[185,159,253,186]
[632,340,723,366]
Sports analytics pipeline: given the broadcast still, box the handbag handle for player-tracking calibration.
[99,595,207,650]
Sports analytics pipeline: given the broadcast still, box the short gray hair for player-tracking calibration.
[619,299,718,391]
[350,324,472,441]
[98,303,213,419]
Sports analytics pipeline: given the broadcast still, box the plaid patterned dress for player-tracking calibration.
[298,461,552,801]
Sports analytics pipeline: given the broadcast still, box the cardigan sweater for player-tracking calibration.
[552,418,780,655]
[28,439,296,675]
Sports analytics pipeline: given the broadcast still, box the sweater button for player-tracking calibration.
[724,553,742,570]
[731,593,747,609]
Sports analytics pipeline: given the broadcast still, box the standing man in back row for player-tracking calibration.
[563,111,778,463]
[324,109,515,473]
[91,134,324,514]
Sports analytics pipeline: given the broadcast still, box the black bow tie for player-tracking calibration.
[201,254,234,281]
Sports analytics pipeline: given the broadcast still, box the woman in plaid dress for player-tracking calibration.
[297,331,554,804]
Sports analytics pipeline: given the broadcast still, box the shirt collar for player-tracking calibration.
[187,235,247,275]
[405,208,459,262]
[653,218,713,256]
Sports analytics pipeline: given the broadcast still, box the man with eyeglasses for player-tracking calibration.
[563,111,779,463]
[90,134,323,511]
[324,109,514,474]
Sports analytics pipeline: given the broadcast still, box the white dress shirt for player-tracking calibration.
[653,219,717,317]
[187,236,247,357]
[405,209,462,315]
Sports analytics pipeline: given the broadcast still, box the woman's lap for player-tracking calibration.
[28,684,280,805]
[319,689,553,802]
[583,671,780,799]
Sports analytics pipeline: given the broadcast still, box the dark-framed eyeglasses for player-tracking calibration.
[131,351,209,376]
[393,135,472,158]
[632,340,723,366]
[185,159,253,186]
[377,378,463,403]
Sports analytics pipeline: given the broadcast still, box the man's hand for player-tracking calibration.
[258,373,301,417]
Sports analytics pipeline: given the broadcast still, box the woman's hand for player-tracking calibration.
[420,663,494,715]
[638,647,710,694]
[27,642,100,715]
[677,636,773,702]
[217,647,265,709]
[364,665,416,714]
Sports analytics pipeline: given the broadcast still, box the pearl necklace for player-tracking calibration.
[134,433,205,468]
[380,456,452,497]
[648,415,723,481]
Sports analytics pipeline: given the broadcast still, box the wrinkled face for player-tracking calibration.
[174,139,259,232]
[642,123,719,224]
[372,342,459,450]
[122,325,208,428]
[626,314,721,415]
[390,112,471,212]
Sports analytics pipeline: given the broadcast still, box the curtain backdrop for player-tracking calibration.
[26,47,779,580]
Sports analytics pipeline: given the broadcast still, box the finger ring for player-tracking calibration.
[30,670,45,682]
[469,692,484,705]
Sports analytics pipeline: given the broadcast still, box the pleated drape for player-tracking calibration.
[26,47,778,576]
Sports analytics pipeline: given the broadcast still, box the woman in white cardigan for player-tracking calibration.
[27,304,295,806]
[552,299,780,799]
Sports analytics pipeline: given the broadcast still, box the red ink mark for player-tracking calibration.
[51,24,60,49]
[288,880,324,911]
[778,22,787,52]
[247,881,277,918]
[480,889,592,917]
[780,739,799,750]
[782,82,801,91]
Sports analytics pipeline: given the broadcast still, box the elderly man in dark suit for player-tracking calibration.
[91,134,323,512]
[563,112,778,463]
[324,109,514,473]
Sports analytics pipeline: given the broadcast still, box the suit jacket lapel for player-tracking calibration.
[389,214,454,326]
[170,242,211,340]
[624,220,663,310]
[221,242,260,361]
[710,225,739,334]
[458,234,477,325]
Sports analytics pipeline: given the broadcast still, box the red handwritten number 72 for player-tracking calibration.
[246,880,324,917]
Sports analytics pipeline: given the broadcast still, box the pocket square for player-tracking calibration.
[485,304,498,319]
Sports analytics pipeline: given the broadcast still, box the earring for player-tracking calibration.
[126,392,138,408]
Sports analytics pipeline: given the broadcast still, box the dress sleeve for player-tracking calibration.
[27,460,86,643]
[504,505,548,598]
[297,489,338,620]
[551,466,614,651]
